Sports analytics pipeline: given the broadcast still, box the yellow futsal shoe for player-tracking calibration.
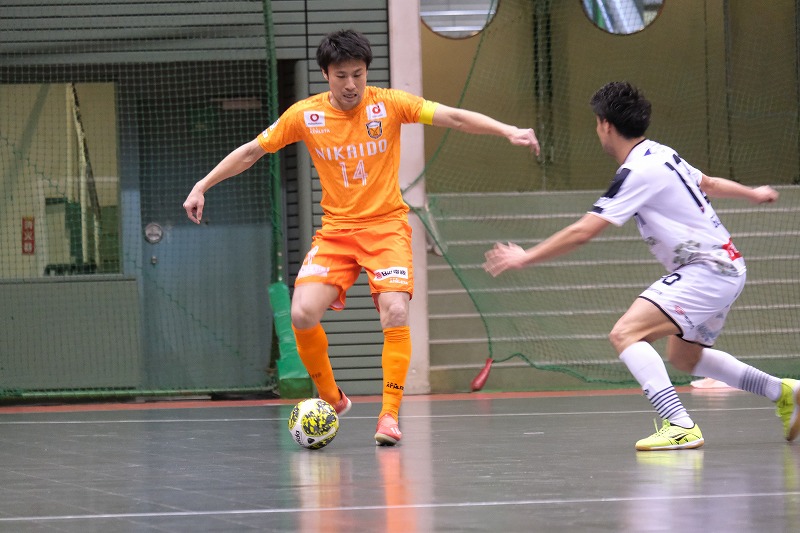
[635,419,704,451]
[776,378,800,441]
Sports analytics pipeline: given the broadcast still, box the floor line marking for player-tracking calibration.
[1,491,798,522]
[0,406,775,425]
[0,388,678,415]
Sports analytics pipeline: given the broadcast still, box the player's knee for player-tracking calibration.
[291,302,320,329]
[379,300,408,329]
[608,324,633,354]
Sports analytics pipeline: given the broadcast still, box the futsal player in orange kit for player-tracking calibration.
[183,29,539,445]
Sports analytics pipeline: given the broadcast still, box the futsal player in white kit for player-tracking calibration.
[483,81,800,451]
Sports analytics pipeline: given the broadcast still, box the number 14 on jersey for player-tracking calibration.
[340,161,367,187]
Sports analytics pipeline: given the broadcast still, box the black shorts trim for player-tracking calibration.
[636,295,714,348]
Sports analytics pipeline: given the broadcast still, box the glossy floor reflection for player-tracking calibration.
[0,389,798,532]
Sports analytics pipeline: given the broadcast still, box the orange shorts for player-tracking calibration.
[294,218,414,310]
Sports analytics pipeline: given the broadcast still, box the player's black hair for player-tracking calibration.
[590,81,651,139]
[316,29,373,74]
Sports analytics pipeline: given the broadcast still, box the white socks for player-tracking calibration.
[619,341,784,430]
[620,341,694,428]
[693,347,782,401]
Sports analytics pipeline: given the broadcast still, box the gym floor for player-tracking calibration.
[0,388,797,532]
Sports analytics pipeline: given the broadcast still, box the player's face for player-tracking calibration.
[323,60,368,111]
[595,116,613,156]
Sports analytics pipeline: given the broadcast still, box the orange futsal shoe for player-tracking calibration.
[331,387,352,416]
[374,414,402,446]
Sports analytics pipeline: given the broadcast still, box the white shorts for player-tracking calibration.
[639,263,746,346]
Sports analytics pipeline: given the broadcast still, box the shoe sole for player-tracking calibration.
[788,385,800,442]
[374,433,400,446]
[635,438,705,451]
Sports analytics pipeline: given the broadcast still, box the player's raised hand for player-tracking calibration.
[750,185,779,204]
[183,189,205,224]
[483,242,528,277]
[507,127,540,156]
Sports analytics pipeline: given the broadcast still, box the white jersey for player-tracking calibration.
[590,139,746,277]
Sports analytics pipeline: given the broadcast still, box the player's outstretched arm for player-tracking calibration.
[431,104,540,156]
[183,139,267,223]
[699,175,779,204]
[483,214,610,277]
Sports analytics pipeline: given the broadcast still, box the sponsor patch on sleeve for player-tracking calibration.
[260,119,280,139]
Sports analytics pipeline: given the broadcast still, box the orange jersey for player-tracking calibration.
[257,87,438,227]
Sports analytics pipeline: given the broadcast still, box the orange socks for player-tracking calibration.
[293,323,411,420]
[292,323,339,405]
[380,326,412,420]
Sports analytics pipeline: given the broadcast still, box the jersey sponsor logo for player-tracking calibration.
[674,305,696,329]
[304,111,325,128]
[722,239,742,260]
[314,139,388,161]
[367,102,387,120]
[366,120,383,139]
[373,266,408,281]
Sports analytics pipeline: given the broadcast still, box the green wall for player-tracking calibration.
[421,0,800,190]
